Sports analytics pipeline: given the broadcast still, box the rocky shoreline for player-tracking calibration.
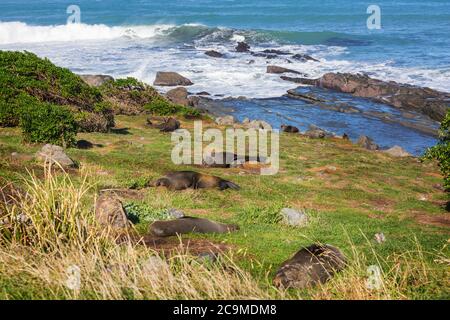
[78,43,448,155]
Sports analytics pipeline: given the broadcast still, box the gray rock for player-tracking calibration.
[304,125,331,139]
[153,72,193,86]
[35,144,75,168]
[383,146,411,158]
[79,74,114,87]
[247,120,272,131]
[167,208,185,219]
[205,50,224,58]
[374,233,386,244]
[267,65,302,75]
[166,87,189,106]
[95,194,129,229]
[357,135,379,150]
[280,208,309,227]
[236,42,250,52]
[215,115,235,126]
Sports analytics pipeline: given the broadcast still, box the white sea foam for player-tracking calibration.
[0,21,174,45]
[1,22,448,97]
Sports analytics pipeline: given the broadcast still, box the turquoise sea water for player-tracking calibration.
[1,0,449,153]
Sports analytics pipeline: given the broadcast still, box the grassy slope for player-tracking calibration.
[0,115,449,299]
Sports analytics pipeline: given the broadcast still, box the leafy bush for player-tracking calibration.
[0,50,113,134]
[0,51,101,110]
[144,98,201,118]
[424,110,450,190]
[123,202,171,224]
[0,101,20,127]
[20,101,78,147]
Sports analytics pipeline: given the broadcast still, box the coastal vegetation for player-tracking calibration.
[0,51,448,300]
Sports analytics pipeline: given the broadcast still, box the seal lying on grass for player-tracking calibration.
[273,244,346,289]
[202,151,266,168]
[149,217,239,237]
[150,171,240,191]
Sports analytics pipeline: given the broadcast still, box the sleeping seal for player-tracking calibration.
[150,171,240,191]
[202,151,266,168]
[149,217,239,237]
[273,244,346,289]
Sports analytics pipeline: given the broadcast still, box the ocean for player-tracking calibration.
[1,0,449,154]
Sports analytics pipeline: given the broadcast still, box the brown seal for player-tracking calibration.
[273,244,346,289]
[149,217,239,237]
[150,171,240,191]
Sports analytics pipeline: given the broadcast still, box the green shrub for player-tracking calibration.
[20,101,78,147]
[123,202,171,225]
[113,77,143,89]
[0,50,111,132]
[144,98,201,118]
[423,110,450,190]
[0,101,20,127]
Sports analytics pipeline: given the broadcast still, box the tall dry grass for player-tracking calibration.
[0,167,289,300]
[0,167,447,300]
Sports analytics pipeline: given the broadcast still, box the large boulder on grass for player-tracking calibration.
[280,208,309,227]
[153,72,193,86]
[215,116,235,126]
[383,146,412,158]
[357,135,379,150]
[35,144,75,168]
[95,194,130,229]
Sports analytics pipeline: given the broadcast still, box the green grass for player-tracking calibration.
[0,115,449,299]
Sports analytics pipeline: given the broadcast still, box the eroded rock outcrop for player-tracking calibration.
[289,73,449,121]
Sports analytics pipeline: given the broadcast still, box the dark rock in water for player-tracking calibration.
[286,88,325,103]
[79,74,114,87]
[153,72,193,86]
[291,54,320,62]
[281,124,300,133]
[236,42,250,52]
[148,217,239,237]
[251,52,277,59]
[166,87,189,106]
[313,73,449,121]
[273,244,346,289]
[281,76,318,86]
[196,91,211,96]
[357,135,379,150]
[267,65,302,75]
[95,194,130,230]
[205,50,224,58]
[263,49,291,55]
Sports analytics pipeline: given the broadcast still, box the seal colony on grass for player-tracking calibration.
[150,171,240,191]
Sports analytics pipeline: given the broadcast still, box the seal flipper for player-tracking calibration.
[219,180,240,190]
